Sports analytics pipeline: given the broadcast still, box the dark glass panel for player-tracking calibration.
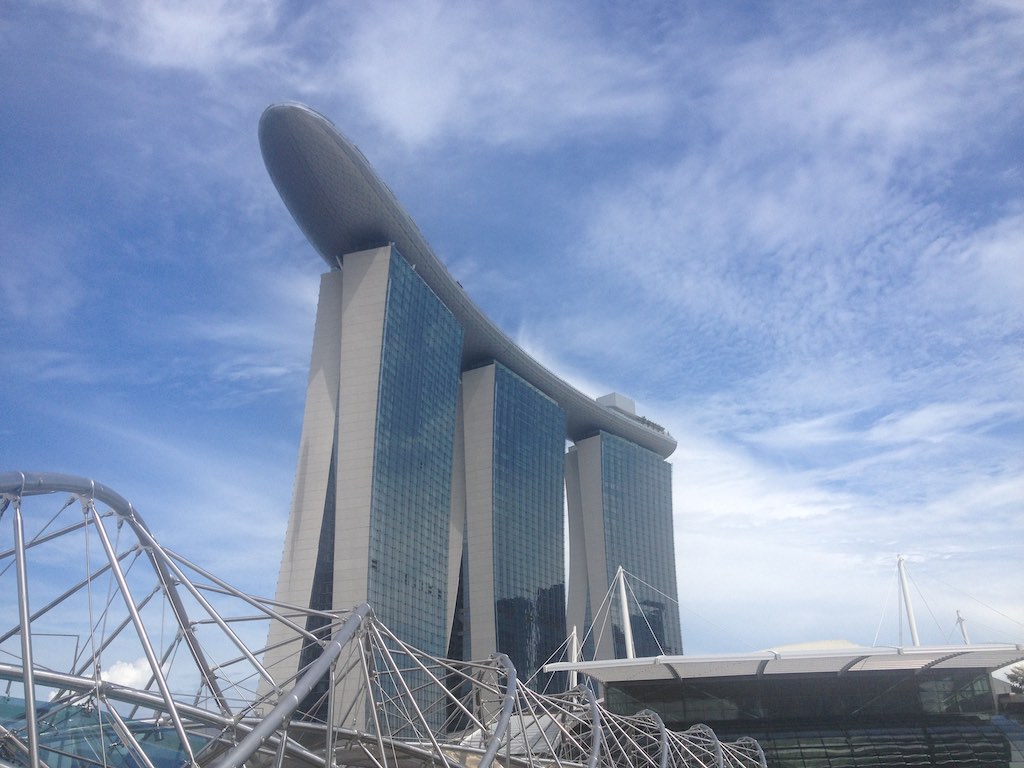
[491,363,567,691]
[598,432,681,656]
[367,251,463,657]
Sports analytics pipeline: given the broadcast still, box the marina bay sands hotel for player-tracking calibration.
[260,104,681,689]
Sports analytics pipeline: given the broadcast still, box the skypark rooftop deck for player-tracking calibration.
[259,103,676,458]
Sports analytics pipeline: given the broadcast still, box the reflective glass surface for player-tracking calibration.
[607,672,1024,767]
[599,432,682,656]
[490,363,567,690]
[609,671,998,724]
[718,717,1024,768]
[0,697,209,768]
[368,251,464,656]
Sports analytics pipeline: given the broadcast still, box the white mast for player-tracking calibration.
[897,555,921,647]
[616,566,636,659]
[568,626,579,689]
[956,610,971,645]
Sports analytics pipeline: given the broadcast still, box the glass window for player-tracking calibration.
[598,432,682,656]
[367,251,463,656]
[490,363,567,691]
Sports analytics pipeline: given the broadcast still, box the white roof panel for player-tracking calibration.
[546,644,1024,682]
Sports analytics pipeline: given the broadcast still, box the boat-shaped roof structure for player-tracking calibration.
[259,103,676,458]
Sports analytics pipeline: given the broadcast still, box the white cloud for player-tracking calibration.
[0,210,83,330]
[101,657,153,689]
[569,5,1023,326]
[867,401,1018,446]
[672,429,857,524]
[739,411,860,450]
[329,0,669,148]
[922,210,1024,321]
[66,0,282,74]
[182,261,320,393]
[13,351,108,385]
[670,420,1024,651]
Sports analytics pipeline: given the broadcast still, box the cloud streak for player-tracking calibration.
[330,0,671,148]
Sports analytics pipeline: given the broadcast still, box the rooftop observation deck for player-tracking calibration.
[259,103,676,459]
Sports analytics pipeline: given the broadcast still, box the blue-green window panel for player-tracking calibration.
[490,363,568,690]
[368,250,464,656]
[599,431,682,656]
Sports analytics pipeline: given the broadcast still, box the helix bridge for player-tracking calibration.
[0,472,766,768]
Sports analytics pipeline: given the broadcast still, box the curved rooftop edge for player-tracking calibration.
[544,643,1024,682]
[259,103,676,458]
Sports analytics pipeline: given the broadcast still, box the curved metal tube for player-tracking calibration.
[0,663,319,767]
[210,603,372,768]
[13,499,41,768]
[131,523,278,694]
[1,472,137,515]
[3,473,767,768]
[1,472,231,718]
[637,709,669,768]
[479,653,517,768]
[685,723,724,768]
[580,684,602,768]
[725,736,766,768]
[85,498,197,765]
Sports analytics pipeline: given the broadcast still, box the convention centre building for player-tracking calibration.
[257,103,682,695]
[548,643,1024,767]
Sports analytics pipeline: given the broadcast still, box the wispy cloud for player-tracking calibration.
[315,0,670,148]
[181,260,320,400]
[498,2,1024,652]
[866,402,1019,446]
[72,411,293,591]
[0,208,84,331]
[920,210,1024,321]
[672,422,1024,651]
[63,0,282,74]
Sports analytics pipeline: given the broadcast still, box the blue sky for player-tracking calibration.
[2,0,1022,655]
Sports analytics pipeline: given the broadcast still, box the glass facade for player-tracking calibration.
[599,432,682,657]
[607,671,1024,768]
[490,363,568,691]
[735,718,1024,768]
[368,250,464,656]
[0,697,209,768]
[280,243,681,703]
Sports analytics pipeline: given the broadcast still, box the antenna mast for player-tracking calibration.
[897,555,921,647]
[956,610,971,645]
[616,566,636,659]
[568,626,579,688]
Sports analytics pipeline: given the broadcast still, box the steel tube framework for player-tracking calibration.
[0,472,764,768]
[12,500,41,768]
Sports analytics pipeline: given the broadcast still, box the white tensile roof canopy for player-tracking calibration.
[545,643,1024,683]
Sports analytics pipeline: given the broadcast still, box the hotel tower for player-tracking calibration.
[259,104,681,695]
